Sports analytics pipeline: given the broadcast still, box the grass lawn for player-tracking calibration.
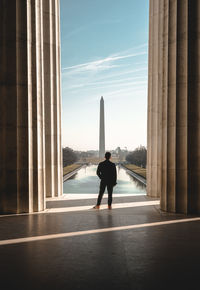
[63,164,82,176]
[123,164,146,179]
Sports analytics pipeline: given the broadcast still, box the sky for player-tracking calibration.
[60,0,149,151]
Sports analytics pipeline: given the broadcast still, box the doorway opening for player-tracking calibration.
[60,0,149,197]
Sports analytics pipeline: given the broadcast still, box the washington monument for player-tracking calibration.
[99,96,105,158]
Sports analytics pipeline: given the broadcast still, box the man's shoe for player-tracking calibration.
[93,205,100,209]
[108,205,112,210]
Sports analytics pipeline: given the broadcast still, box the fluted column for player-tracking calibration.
[52,0,62,197]
[43,0,62,197]
[56,0,63,197]
[43,0,53,198]
[187,0,200,213]
[0,0,62,213]
[148,0,200,214]
[147,0,163,198]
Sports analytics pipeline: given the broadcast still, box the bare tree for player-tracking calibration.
[126,145,147,168]
[63,147,78,167]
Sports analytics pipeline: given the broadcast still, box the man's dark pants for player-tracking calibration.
[97,181,113,206]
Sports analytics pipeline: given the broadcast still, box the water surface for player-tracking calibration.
[63,165,146,195]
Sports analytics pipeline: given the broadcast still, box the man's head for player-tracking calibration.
[105,152,111,160]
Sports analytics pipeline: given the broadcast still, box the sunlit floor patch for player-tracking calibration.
[46,200,160,213]
[0,217,200,246]
[0,198,156,218]
[46,193,147,201]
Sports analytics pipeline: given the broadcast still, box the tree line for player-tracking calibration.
[63,147,78,167]
[125,145,147,168]
[63,145,147,168]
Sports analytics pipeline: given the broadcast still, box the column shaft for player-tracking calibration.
[147,0,163,198]
[43,0,62,197]
[148,0,200,213]
[0,0,62,213]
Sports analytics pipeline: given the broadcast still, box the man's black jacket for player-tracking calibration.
[96,160,117,186]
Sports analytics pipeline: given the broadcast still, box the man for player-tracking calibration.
[93,152,117,210]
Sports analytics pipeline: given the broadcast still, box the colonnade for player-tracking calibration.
[0,0,62,214]
[147,0,200,213]
[1,0,200,214]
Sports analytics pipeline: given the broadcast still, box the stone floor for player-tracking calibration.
[0,194,200,290]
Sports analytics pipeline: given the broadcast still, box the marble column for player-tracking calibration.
[0,0,62,214]
[43,0,62,198]
[148,0,200,214]
[147,0,163,198]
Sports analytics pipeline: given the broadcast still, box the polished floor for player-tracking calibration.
[0,194,200,290]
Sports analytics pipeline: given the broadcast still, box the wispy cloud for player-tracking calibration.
[62,67,148,94]
[66,77,147,91]
[94,67,148,81]
[62,19,123,41]
[61,43,148,106]
[62,51,147,73]
[84,86,147,105]
[63,26,87,40]
[114,43,148,56]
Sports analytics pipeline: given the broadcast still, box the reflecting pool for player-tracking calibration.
[63,165,146,195]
